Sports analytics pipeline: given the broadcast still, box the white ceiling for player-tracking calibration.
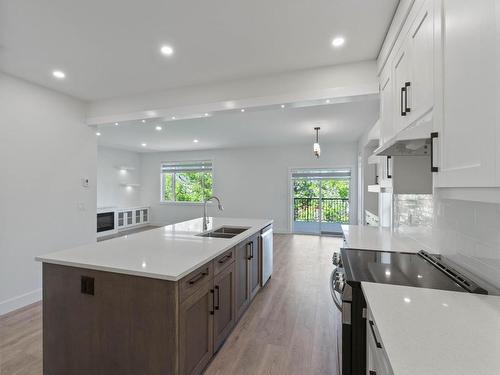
[96,99,379,152]
[0,0,398,101]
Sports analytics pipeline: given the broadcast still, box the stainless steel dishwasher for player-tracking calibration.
[260,225,273,286]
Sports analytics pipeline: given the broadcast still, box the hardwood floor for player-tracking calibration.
[0,234,342,375]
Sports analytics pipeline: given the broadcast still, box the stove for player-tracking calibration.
[330,248,487,375]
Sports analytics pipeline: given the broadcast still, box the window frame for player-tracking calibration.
[159,159,215,205]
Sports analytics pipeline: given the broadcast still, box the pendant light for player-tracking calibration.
[313,127,321,158]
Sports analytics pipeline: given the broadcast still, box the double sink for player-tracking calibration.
[197,226,250,239]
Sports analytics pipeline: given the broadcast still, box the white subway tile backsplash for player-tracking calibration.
[434,197,500,291]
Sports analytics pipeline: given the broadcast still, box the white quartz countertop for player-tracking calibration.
[341,225,432,253]
[36,217,272,281]
[362,282,500,375]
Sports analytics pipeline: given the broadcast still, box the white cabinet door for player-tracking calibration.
[379,68,395,145]
[434,0,499,187]
[409,0,434,122]
[392,41,412,134]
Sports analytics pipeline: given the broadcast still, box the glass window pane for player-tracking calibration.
[163,173,174,201]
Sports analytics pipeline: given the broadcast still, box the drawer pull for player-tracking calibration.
[188,270,208,285]
[218,254,232,264]
[369,320,383,349]
[214,285,220,310]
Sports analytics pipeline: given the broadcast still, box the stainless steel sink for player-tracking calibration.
[197,226,250,238]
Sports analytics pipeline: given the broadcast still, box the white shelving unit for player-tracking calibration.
[116,206,150,230]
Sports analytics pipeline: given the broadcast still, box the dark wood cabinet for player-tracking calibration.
[235,234,260,320]
[235,240,250,320]
[42,226,271,375]
[213,261,236,351]
[179,282,214,375]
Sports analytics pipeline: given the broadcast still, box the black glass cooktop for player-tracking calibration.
[341,248,468,292]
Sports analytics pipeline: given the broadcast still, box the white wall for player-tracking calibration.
[140,142,358,232]
[0,73,96,315]
[97,146,142,208]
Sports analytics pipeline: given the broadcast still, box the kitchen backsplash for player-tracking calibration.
[432,196,500,292]
[393,194,433,228]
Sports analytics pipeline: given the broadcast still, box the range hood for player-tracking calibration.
[374,112,433,156]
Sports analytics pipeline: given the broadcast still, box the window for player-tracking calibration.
[161,160,213,202]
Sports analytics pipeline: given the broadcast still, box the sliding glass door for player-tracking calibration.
[291,169,350,235]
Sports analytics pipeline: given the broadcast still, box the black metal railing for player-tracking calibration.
[293,197,349,224]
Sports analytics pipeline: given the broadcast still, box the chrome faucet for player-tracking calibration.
[203,196,224,231]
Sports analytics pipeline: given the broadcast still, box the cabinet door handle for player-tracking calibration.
[210,289,215,315]
[404,81,411,113]
[214,285,220,310]
[400,86,406,116]
[247,242,253,260]
[188,270,208,285]
[218,253,232,264]
[386,156,392,179]
[431,132,439,172]
[369,320,382,348]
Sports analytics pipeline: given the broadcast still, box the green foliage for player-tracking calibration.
[163,172,213,202]
[293,178,350,224]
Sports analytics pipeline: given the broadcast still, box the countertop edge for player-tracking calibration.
[36,218,273,281]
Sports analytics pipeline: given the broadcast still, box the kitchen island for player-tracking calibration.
[36,217,273,375]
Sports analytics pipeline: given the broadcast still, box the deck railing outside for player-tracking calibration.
[293,197,349,224]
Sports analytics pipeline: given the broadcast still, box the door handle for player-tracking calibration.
[386,156,392,179]
[431,132,439,172]
[214,285,220,310]
[400,86,406,116]
[247,242,252,260]
[188,269,208,285]
[369,320,383,348]
[210,289,215,315]
[218,254,232,264]
[404,81,411,113]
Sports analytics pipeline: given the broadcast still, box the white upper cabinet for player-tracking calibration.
[433,0,500,187]
[379,67,395,144]
[392,41,412,134]
[409,1,434,122]
[393,0,434,134]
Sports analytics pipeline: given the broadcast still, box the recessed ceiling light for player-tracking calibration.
[160,45,174,56]
[404,297,411,303]
[52,70,66,79]
[141,143,147,147]
[114,122,119,126]
[95,132,101,136]
[281,104,285,108]
[141,119,146,123]
[326,99,331,104]
[155,126,162,131]
[241,109,245,112]
[332,36,345,48]
[193,139,199,143]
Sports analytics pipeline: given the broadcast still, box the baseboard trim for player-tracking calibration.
[0,288,42,316]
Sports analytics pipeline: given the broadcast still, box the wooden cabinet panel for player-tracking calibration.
[249,235,260,300]
[434,0,499,187]
[235,240,250,320]
[42,264,178,375]
[179,282,214,375]
[213,262,236,352]
[214,247,235,275]
[179,263,214,302]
